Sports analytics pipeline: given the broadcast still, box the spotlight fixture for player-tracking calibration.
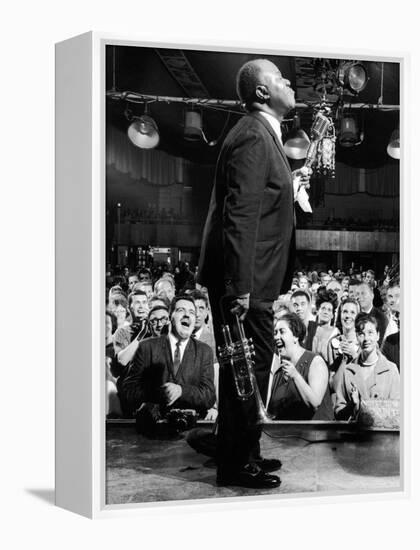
[338,61,368,94]
[339,116,362,148]
[184,109,218,146]
[284,115,310,160]
[184,110,203,141]
[387,129,400,159]
[127,115,160,149]
[126,104,160,149]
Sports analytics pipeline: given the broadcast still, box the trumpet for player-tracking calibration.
[217,315,272,425]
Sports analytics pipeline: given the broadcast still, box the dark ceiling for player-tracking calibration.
[106,45,400,167]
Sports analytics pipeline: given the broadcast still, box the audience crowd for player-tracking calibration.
[105,260,400,425]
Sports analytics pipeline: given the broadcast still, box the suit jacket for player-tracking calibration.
[198,111,295,300]
[122,335,216,416]
[334,352,400,420]
[382,331,400,371]
[196,324,216,358]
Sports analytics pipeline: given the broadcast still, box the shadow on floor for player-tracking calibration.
[25,488,55,505]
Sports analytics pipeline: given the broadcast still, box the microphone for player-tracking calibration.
[304,112,332,169]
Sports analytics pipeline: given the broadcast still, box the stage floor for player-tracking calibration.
[106,421,401,505]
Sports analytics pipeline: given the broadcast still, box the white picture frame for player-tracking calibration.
[55,32,408,518]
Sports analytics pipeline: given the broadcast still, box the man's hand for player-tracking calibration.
[230,293,250,321]
[161,382,182,406]
[204,407,218,421]
[341,340,358,359]
[292,166,312,197]
[350,382,360,413]
[280,359,298,381]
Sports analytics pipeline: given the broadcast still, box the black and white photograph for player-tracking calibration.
[5,0,420,545]
[104,44,401,505]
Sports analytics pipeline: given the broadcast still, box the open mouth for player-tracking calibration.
[276,340,285,351]
[181,319,191,328]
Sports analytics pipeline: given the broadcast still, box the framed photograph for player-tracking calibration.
[55,32,406,518]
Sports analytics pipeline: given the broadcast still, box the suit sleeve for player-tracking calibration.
[176,346,216,412]
[121,343,149,414]
[333,365,355,420]
[223,129,269,295]
[388,363,400,399]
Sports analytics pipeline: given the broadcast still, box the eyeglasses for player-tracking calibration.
[149,317,169,325]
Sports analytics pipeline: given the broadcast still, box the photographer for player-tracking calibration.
[122,295,216,419]
[112,290,151,369]
[110,290,151,417]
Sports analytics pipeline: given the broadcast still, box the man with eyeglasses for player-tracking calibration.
[148,305,170,337]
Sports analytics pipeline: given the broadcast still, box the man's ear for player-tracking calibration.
[255,85,270,101]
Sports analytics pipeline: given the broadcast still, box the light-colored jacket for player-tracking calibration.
[334,352,400,420]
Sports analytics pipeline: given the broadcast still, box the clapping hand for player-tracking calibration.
[341,340,358,359]
[161,382,182,406]
[350,382,360,412]
[280,358,298,381]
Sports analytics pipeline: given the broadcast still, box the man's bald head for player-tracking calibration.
[237,59,275,109]
[236,58,295,116]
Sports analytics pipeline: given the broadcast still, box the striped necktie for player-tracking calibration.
[173,339,181,375]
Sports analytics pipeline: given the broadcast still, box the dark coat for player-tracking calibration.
[122,335,216,416]
[370,306,389,346]
[382,331,400,371]
[198,111,295,300]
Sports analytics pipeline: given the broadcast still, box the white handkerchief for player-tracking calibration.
[297,187,312,213]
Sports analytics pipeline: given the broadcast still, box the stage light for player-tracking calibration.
[387,129,400,159]
[338,62,368,94]
[284,117,310,160]
[339,116,360,147]
[184,110,203,141]
[127,115,160,149]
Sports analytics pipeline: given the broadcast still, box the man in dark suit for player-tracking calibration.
[355,282,388,345]
[122,295,216,417]
[189,289,217,356]
[197,59,310,488]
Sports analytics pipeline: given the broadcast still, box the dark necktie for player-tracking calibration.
[173,340,181,375]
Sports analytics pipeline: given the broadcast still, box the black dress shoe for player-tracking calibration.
[254,457,282,473]
[217,464,281,489]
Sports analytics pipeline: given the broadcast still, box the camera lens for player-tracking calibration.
[174,415,188,432]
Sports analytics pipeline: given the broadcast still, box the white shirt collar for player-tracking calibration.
[260,112,282,142]
[193,326,204,340]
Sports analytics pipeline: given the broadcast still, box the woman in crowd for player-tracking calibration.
[327,298,360,391]
[334,313,400,420]
[267,312,333,420]
[311,288,340,364]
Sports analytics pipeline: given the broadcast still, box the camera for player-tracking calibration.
[165,409,198,434]
[135,403,197,437]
